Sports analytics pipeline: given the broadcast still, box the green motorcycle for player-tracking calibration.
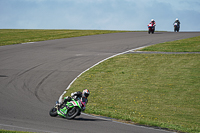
[49,98,83,119]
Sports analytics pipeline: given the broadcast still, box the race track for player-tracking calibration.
[0,32,200,133]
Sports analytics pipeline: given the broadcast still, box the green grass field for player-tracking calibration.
[140,36,200,52]
[0,130,32,133]
[1,30,200,133]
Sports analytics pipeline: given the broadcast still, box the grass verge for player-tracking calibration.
[0,29,131,46]
[140,36,200,52]
[65,36,200,133]
[0,130,33,133]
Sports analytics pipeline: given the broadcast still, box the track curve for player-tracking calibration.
[0,32,200,133]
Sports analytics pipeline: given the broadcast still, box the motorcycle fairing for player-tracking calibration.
[57,99,81,117]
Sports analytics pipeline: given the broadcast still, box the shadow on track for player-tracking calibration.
[53,115,109,122]
[73,117,109,122]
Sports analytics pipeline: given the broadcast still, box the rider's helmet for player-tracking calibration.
[176,18,179,20]
[82,89,90,98]
[151,19,154,22]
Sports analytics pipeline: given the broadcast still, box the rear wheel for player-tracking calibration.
[65,107,81,119]
[174,26,178,32]
[49,107,58,117]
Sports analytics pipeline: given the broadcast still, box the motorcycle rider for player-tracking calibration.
[173,18,180,27]
[148,19,156,33]
[58,89,90,112]
[150,19,156,26]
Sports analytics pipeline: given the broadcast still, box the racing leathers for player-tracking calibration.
[58,91,88,112]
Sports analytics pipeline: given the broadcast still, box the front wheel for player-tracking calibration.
[65,107,81,119]
[49,107,58,117]
[152,27,155,34]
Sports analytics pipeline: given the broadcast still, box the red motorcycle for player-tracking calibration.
[148,23,155,34]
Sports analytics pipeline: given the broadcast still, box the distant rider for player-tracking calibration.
[173,18,180,27]
[150,19,156,26]
[58,89,90,112]
[149,19,156,31]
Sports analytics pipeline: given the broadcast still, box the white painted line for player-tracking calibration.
[21,42,36,44]
[58,46,148,102]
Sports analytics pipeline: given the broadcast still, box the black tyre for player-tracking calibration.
[49,107,58,117]
[174,27,176,32]
[65,107,81,119]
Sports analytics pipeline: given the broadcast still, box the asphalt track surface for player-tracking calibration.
[0,32,200,133]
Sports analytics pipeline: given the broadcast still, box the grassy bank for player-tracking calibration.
[140,36,200,52]
[66,36,200,133]
[0,130,33,133]
[0,29,131,46]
